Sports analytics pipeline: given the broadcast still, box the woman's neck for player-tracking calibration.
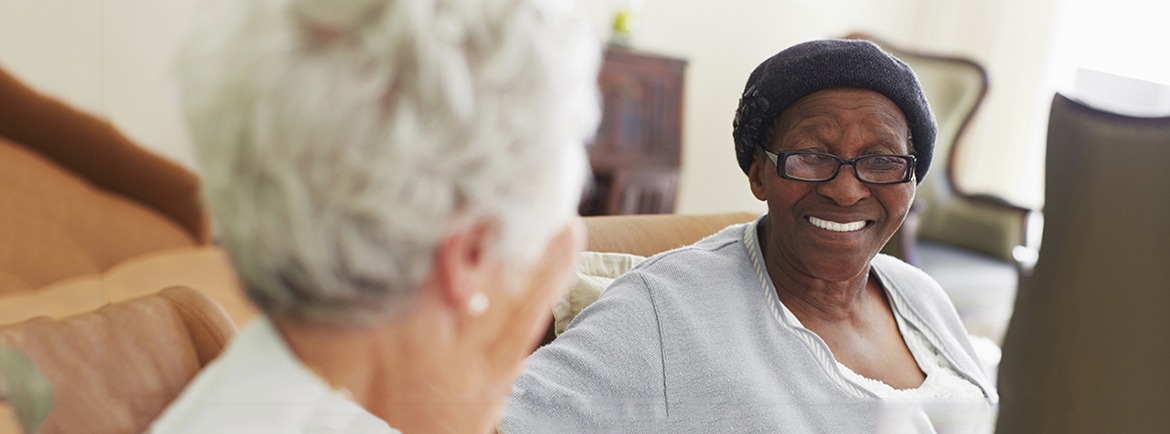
[756,220,875,323]
[275,309,498,434]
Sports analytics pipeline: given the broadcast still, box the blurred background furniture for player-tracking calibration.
[0,286,236,434]
[847,33,1031,343]
[0,65,210,295]
[997,93,1170,434]
[580,47,686,216]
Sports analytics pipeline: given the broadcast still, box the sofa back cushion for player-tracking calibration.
[0,137,198,293]
[583,212,759,256]
[0,67,208,245]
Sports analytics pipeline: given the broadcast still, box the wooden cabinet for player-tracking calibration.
[580,48,686,216]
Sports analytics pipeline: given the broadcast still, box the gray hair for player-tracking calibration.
[174,0,600,325]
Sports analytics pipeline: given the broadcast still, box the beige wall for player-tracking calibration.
[0,0,196,167]
[3,0,990,216]
[598,0,921,214]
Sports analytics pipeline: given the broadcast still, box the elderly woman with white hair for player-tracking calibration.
[149,0,600,432]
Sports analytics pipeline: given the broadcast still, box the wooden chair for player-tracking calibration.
[0,286,236,434]
[997,93,1170,433]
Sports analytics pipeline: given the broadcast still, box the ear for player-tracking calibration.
[747,151,768,201]
[431,222,494,313]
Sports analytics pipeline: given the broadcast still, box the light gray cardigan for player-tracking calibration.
[503,218,997,433]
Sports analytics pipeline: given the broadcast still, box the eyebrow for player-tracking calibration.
[783,118,907,151]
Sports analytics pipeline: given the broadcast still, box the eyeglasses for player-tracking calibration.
[762,150,916,184]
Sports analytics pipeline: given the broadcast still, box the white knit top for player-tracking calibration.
[778,302,986,402]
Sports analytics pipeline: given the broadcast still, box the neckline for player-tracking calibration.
[742,217,871,398]
[742,217,991,402]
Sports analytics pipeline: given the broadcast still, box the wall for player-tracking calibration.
[904,0,1057,209]
[5,0,1031,216]
[0,0,196,167]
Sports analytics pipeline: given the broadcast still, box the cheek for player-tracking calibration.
[882,186,916,220]
[763,177,815,204]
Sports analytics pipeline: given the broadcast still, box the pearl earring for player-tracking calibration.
[467,292,490,316]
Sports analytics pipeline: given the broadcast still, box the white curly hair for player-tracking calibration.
[174,0,600,325]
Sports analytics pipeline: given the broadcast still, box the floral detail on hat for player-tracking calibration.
[733,85,771,155]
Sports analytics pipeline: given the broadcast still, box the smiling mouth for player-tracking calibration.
[807,216,869,232]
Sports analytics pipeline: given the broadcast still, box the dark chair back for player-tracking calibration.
[997,93,1170,433]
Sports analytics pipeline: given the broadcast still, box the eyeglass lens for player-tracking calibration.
[785,153,910,183]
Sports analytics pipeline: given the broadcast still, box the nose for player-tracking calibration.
[816,164,870,206]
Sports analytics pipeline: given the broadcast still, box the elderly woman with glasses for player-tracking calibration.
[148,0,599,432]
[503,39,997,433]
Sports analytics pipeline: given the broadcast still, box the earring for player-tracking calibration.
[467,292,490,316]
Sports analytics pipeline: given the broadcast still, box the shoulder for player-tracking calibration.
[871,254,1000,403]
[149,319,305,431]
[150,319,395,433]
[870,254,968,341]
[624,222,753,282]
[870,254,951,306]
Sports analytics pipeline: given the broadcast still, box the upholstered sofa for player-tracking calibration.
[0,65,209,296]
[0,286,236,434]
[0,65,245,433]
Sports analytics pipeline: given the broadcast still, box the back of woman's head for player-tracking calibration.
[174,0,600,325]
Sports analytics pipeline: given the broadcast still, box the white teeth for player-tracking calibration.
[808,216,866,232]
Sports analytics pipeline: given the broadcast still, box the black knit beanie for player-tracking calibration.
[732,39,936,183]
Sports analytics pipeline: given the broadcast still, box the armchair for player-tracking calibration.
[846,33,1031,342]
[845,33,1029,263]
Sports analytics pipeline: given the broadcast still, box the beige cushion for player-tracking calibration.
[98,246,258,327]
[583,212,758,257]
[0,138,198,293]
[0,275,106,326]
[553,251,645,336]
[0,246,259,328]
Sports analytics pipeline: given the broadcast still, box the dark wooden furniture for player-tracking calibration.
[580,47,686,216]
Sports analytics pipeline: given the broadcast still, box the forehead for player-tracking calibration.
[769,88,910,150]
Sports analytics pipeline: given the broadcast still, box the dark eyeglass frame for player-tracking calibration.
[762,150,917,185]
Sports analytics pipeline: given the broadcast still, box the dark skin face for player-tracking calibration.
[750,87,915,291]
[748,88,924,389]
